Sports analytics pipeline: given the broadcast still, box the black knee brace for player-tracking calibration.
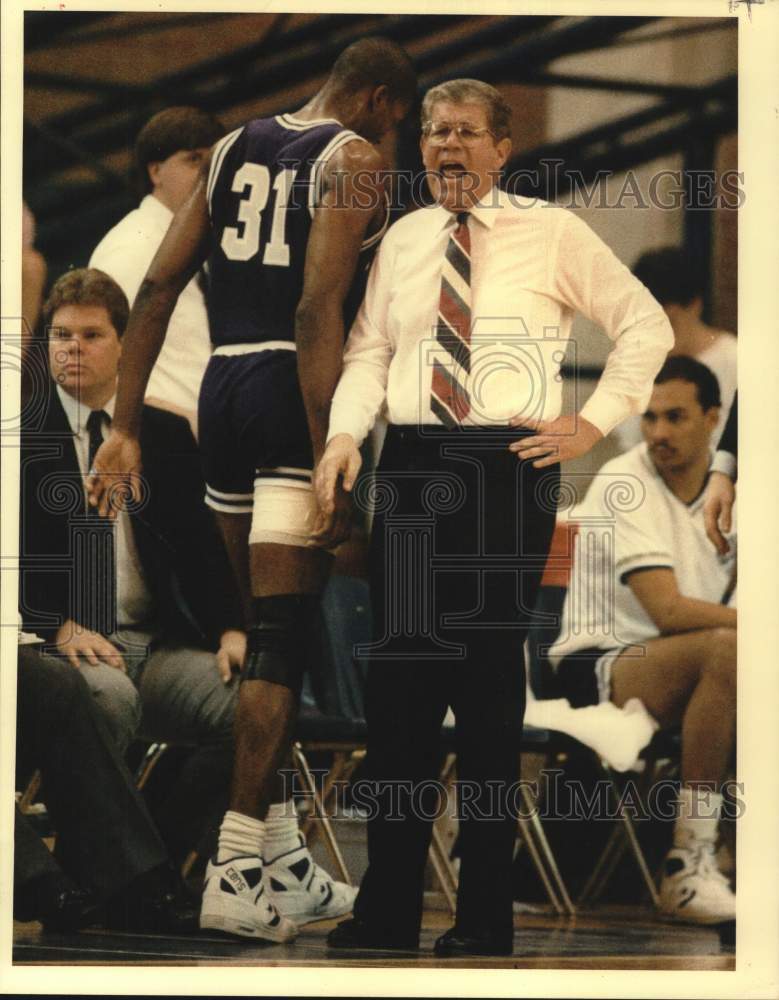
[241,594,320,696]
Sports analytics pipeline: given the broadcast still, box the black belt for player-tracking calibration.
[387,423,532,443]
[387,424,535,448]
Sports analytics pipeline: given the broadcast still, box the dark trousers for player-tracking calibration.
[14,646,168,911]
[353,425,558,942]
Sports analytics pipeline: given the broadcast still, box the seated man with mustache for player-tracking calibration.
[550,355,737,926]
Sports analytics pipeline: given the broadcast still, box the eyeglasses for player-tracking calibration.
[421,121,496,146]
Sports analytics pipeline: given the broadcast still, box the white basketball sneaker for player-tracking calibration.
[200,855,298,942]
[658,841,736,925]
[264,835,358,925]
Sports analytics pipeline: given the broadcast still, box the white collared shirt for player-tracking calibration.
[327,188,674,447]
[56,386,154,628]
[90,194,212,413]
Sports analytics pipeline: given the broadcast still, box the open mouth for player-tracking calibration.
[438,160,468,178]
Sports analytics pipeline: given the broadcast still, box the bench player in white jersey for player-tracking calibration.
[550,355,737,925]
[88,37,416,942]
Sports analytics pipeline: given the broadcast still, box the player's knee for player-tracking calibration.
[241,594,320,697]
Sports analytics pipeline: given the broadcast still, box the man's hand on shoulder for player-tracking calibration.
[509,414,603,467]
[54,619,126,672]
[86,429,143,520]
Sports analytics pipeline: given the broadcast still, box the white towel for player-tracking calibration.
[524,697,659,772]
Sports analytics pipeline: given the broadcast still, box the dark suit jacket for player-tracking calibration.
[19,383,243,647]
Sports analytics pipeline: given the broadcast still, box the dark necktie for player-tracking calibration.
[81,409,116,633]
[86,409,109,475]
[431,211,472,428]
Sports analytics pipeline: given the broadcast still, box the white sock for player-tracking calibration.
[217,810,265,863]
[263,801,302,864]
[673,786,722,852]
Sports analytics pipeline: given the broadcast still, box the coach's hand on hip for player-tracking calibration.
[509,414,603,467]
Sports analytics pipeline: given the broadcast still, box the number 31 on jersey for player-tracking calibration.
[221,164,296,266]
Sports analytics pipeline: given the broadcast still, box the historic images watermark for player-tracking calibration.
[315,162,745,213]
[276,769,746,823]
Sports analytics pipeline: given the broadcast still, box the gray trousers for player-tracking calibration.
[72,627,238,754]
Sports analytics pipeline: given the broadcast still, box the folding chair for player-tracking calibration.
[291,574,372,886]
[576,730,680,907]
[525,518,674,912]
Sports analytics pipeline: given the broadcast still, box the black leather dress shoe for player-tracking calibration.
[327,918,418,951]
[41,888,104,933]
[103,888,200,935]
[434,926,514,957]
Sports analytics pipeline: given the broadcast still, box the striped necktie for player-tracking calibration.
[431,211,471,427]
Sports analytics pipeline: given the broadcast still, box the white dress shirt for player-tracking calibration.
[90,194,212,413]
[327,187,674,448]
[57,387,154,627]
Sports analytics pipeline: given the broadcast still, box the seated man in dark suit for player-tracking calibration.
[15,644,196,933]
[20,269,354,924]
[19,267,244,759]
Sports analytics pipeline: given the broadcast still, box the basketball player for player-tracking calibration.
[88,37,416,941]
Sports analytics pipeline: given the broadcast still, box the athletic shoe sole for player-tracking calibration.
[200,903,297,943]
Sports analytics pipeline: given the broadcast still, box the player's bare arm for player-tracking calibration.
[627,567,736,634]
[296,139,384,463]
[296,140,384,549]
[87,163,213,516]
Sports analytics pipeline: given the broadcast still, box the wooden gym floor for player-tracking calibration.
[13,905,735,970]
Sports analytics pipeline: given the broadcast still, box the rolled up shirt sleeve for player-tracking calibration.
[551,213,675,437]
[327,238,396,448]
[711,449,737,480]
